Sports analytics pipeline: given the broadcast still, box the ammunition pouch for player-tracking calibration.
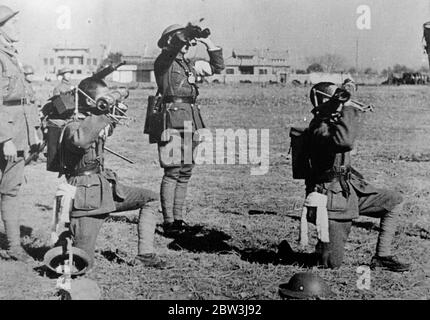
[66,164,101,177]
[310,166,365,198]
[163,96,196,104]
[144,95,167,144]
[144,94,204,144]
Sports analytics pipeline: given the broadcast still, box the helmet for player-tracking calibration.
[43,245,92,277]
[342,78,357,94]
[157,24,185,48]
[58,68,73,76]
[23,65,34,75]
[310,82,338,107]
[279,273,334,299]
[0,5,19,26]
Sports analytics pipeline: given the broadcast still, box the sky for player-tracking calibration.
[2,0,430,71]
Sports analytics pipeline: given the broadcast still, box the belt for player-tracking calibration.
[163,96,196,104]
[67,165,101,177]
[311,166,352,196]
[315,167,351,182]
[3,98,30,106]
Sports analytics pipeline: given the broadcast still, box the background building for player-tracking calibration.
[209,49,290,83]
[39,45,106,80]
[110,57,156,83]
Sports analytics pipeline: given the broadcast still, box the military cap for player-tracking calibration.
[58,68,73,76]
[23,65,34,75]
[0,5,19,26]
[158,24,185,48]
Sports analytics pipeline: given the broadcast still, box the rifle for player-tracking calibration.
[24,141,47,166]
[104,146,135,164]
[93,61,126,80]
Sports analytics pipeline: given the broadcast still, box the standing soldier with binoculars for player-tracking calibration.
[0,5,41,263]
[152,23,224,236]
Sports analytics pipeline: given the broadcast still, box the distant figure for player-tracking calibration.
[23,65,37,103]
[53,68,73,96]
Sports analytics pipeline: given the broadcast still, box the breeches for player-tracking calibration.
[316,188,402,268]
[70,185,159,267]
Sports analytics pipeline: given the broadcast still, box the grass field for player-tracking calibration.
[0,83,429,300]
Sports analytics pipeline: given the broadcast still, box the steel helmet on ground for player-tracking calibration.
[157,24,185,48]
[279,272,335,299]
[0,5,19,26]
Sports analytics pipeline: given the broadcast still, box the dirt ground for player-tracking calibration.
[0,83,429,300]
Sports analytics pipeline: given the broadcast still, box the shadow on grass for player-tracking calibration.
[285,214,379,231]
[165,225,235,254]
[163,224,288,265]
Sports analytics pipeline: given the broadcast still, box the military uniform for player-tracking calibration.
[0,42,40,258]
[154,46,224,226]
[305,101,403,268]
[53,79,72,96]
[62,114,159,267]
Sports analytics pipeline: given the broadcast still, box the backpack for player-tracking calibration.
[289,127,311,179]
[46,119,70,173]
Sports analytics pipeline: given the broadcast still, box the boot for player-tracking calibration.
[163,220,188,237]
[370,255,410,272]
[6,246,33,263]
[277,240,297,264]
[1,195,32,263]
[134,253,169,269]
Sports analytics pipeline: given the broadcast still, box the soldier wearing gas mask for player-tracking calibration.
[154,23,224,236]
[0,6,41,263]
[61,76,167,269]
[279,82,410,272]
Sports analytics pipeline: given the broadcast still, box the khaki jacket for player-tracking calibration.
[0,45,40,151]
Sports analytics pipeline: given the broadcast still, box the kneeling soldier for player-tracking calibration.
[280,82,410,272]
[62,77,166,269]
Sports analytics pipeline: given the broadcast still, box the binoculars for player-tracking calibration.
[172,23,211,47]
[95,88,129,113]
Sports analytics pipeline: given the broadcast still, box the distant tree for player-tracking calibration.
[347,67,357,74]
[100,51,123,67]
[392,64,413,74]
[307,63,324,73]
[381,67,393,77]
[364,67,378,75]
[306,54,346,73]
[418,66,429,73]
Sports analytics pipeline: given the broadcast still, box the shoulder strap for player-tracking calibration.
[176,59,200,97]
